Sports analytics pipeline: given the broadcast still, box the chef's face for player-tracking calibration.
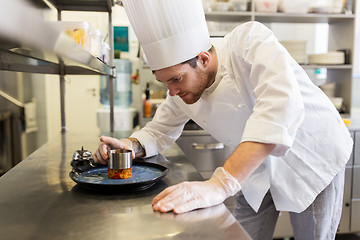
[154,52,215,104]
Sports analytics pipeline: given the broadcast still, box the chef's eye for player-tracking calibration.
[173,77,181,82]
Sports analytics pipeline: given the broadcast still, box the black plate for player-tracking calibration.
[69,161,169,192]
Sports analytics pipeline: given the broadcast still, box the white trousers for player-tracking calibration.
[233,167,345,240]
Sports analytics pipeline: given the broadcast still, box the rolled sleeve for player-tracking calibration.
[241,119,294,156]
[130,130,159,158]
[130,95,189,158]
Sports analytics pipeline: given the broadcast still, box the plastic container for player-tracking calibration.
[255,0,279,12]
[52,21,93,51]
[101,42,110,63]
[278,0,311,13]
[97,107,136,131]
[332,0,344,13]
[231,0,250,11]
[309,0,333,13]
[90,29,103,58]
[212,2,232,11]
[314,68,327,86]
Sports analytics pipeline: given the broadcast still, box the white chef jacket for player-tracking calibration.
[131,21,353,213]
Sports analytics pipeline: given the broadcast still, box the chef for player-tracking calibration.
[93,0,353,239]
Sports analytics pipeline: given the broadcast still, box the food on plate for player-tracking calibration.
[108,167,132,179]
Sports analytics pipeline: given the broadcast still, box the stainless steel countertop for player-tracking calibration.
[0,132,251,240]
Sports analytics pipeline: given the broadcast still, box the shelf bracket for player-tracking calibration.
[59,58,67,133]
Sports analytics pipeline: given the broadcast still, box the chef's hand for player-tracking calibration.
[152,167,241,214]
[93,136,135,165]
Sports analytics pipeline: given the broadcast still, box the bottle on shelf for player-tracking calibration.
[100,51,132,108]
[143,83,152,118]
[114,58,132,108]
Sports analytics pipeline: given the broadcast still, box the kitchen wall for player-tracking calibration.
[272,23,328,53]
[39,5,329,142]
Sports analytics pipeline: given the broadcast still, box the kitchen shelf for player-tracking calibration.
[254,12,355,23]
[0,0,115,74]
[49,0,113,12]
[205,6,357,112]
[205,11,355,23]
[0,0,115,132]
[30,0,113,12]
[205,11,252,22]
[301,64,353,70]
[0,45,111,76]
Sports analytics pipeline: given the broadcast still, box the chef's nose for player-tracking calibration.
[167,84,180,96]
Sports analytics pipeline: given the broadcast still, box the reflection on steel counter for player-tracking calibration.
[153,204,252,239]
[176,120,232,180]
[176,120,237,213]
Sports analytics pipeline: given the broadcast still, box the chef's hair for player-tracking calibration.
[152,45,214,73]
[181,45,214,68]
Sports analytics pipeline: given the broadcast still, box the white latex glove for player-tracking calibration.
[152,167,241,214]
[93,136,134,165]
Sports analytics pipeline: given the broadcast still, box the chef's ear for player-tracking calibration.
[198,51,211,67]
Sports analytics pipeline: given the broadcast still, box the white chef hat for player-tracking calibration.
[122,0,211,71]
